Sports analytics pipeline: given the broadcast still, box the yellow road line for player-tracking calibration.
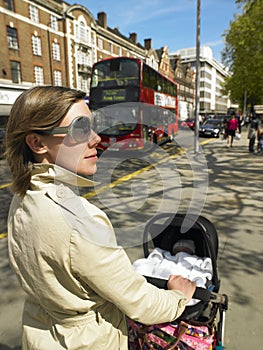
[0,183,11,189]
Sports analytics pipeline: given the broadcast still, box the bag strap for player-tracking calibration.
[169,321,188,350]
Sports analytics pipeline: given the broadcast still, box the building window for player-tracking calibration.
[118,47,122,56]
[76,21,90,44]
[78,51,86,66]
[98,38,103,50]
[34,66,44,85]
[79,21,86,41]
[108,43,113,54]
[4,0,15,11]
[32,35,42,56]
[54,70,62,86]
[50,15,58,31]
[52,42,60,61]
[10,61,21,83]
[29,4,39,23]
[7,26,18,49]
[78,75,88,92]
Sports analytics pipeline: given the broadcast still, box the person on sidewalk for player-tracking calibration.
[226,112,239,148]
[5,86,196,350]
[248,114,260,153]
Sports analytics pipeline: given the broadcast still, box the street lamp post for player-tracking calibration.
[194,0,201,153]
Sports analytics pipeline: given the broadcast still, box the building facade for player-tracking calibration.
[0,0,152,123]
[170,55,195,121]
[170,46,230,116]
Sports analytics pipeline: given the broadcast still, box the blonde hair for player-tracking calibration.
[5,86,86,196]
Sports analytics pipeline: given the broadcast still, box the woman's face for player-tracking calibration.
[40,100,101,176]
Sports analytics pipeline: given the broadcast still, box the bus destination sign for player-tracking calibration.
[102,89,126,102]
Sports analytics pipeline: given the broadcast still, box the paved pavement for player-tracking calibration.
[201,132,263,349]
[0,130,262,349]
[126,131,263,349]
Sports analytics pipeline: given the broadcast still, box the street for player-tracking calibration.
[0,131,262,349]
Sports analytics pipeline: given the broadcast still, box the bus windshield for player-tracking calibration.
[91,58,140,88]
[92,105,139,137]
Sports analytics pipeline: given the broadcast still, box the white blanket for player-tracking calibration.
[133,248,213,306]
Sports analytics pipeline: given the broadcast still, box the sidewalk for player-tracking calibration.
[201,132,263,349]
[126,130,263,349]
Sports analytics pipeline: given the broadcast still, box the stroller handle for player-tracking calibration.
[145,276,211,302]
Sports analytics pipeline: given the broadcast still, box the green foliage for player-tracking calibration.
[222,0,263,109]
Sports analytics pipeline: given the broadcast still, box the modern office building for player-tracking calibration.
[170,46,231,116]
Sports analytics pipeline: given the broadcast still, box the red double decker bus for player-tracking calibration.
[89,57,179,152]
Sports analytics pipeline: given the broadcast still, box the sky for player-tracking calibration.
[67,0,242,63]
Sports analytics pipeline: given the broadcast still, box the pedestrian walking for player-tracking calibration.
[5,86,196,350]
[247,114,260,153]
[226,112,239,148]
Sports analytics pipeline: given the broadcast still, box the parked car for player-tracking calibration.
[199,119,222,138]
[181,118,195,130]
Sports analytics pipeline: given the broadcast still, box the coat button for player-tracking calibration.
[56,188,66,198]
[178,299,186,308]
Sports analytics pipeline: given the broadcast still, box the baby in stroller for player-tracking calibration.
[133,239,213,306]
[128,214,228,349]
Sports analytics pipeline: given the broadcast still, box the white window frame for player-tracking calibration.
[98,38,103,50]
[79,21,86,42]
[7,26,18,49]
[10,61,21,83]
[50,15,58,31]
[32,35,42,56]
[34,66,44,85]
[52,42,60,61]
[29,4,39,23]
[54,70,62,86]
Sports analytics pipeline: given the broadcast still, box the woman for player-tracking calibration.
[5,86,195,350]
[226,112,239,147]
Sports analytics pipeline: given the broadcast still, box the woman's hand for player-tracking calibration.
[167,275,196,303]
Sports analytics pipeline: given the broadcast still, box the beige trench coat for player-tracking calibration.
[8,164,187,350]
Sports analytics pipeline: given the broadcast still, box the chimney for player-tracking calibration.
[144,38,152,50]
[129,32,137,44]
[98,12,107,29]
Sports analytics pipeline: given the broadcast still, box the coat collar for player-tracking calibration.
[31,163,97,188]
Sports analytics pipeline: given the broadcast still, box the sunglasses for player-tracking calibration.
[38,116,95,143]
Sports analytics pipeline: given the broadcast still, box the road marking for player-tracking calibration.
[0,139,214,238]
[0,183,11,189]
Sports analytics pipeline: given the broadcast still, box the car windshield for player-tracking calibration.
[204,119,220,125]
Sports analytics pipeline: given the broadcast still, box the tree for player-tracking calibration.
[222,0,263,112]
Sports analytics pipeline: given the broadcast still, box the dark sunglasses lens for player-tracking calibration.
[71,116,91,142]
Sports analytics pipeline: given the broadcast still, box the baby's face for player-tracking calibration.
[173,247,194,255]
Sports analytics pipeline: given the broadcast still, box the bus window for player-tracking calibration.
[91,59,139,89]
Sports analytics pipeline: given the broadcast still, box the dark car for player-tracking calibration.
[181,118,195,130]
[199,119,222,138]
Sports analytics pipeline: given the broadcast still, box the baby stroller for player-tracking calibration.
[128,212,228,350]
